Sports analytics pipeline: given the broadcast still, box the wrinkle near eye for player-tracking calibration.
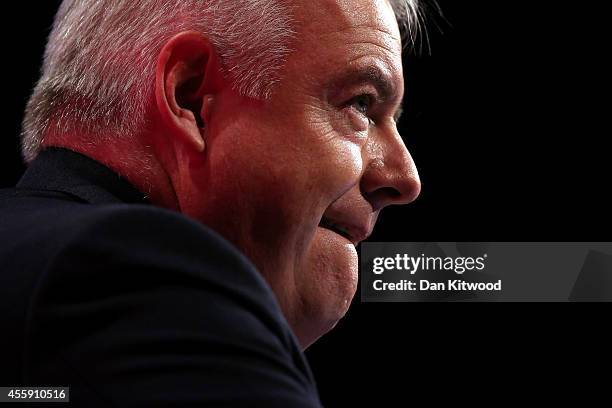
[305,101,370,145]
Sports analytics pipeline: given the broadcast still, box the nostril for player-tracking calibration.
[378,187,401,199]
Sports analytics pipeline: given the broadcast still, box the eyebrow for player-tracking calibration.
[329,64,404,122]
[393,102,404,123]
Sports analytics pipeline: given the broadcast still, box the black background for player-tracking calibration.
[2,1,609,405]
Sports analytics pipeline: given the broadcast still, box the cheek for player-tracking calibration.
[307,139,364,196]
[201,131,324,248]
[305,110,367,192]
[341,142,365,178]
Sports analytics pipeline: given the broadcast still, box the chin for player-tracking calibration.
[297,289,354,349]
[295,228,359,348]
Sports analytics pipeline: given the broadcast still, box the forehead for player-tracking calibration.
[287,0,403,88]
[298,0,401,51]
[299,0,400,35]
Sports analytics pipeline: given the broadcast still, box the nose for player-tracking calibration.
[360,125,421,211]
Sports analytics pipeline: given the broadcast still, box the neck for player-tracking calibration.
[41,133,180,211]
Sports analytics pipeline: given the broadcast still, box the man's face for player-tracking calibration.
[189,0,420,347]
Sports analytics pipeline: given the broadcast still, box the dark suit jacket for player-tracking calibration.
[0,148,322,407]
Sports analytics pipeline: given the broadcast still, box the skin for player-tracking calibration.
[42,0,421,349]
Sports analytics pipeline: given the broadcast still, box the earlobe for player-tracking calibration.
[154,31,224,154]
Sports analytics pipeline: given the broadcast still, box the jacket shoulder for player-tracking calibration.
[1,203,317,402]
[46,203,279,313]
[22,204,318,405]
[13,204,318,405]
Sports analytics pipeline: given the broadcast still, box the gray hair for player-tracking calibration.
[21,0,421,162]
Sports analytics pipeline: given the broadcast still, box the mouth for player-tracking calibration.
[318,215,372,247]
[318,216,353,242]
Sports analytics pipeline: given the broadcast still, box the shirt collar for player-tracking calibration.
[17,147,150,205]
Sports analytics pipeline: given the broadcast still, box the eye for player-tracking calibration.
[349,94,374,115]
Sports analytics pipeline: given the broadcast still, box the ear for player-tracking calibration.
[155,31,224,153]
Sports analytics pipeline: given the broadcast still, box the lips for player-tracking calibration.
[319,217,353,241]
[318,212,373,246]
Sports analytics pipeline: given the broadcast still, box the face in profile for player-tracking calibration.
[185,0,421,347]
